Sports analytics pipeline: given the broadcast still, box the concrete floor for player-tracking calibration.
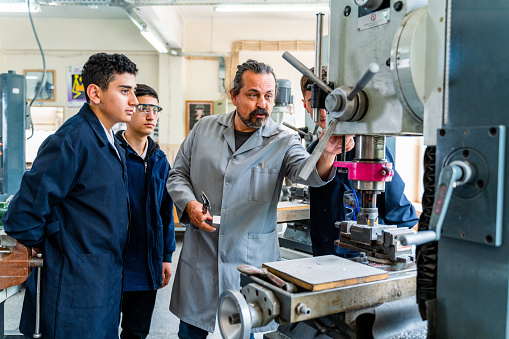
[3,233,265,338]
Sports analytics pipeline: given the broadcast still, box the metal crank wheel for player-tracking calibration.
[218,289,252,339]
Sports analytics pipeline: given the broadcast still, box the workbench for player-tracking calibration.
[174,201,311,232]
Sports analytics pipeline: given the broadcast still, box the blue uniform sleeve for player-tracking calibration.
[2,134,78,246]
[161,163,176,263]
[381,148,419,228]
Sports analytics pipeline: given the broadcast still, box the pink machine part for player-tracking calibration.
[333,161,394,182]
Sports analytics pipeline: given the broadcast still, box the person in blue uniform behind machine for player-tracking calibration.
[115,84,176,339]
[300,67,418,258]
[2,53,138,338]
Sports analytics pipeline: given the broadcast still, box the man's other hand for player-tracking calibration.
[185,200,216,232]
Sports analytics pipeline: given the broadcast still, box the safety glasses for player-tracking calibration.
[135,104,163,116]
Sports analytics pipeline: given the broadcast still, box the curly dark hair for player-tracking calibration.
[81,53,138,103]
[231,59,278,97]
[300,66,327,98]
[135,84,158,101]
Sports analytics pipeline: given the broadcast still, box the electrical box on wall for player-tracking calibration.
[214,99,234,115]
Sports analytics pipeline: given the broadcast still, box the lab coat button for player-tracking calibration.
[222,209,225,212]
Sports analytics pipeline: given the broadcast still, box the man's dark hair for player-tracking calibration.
[81,53,138,103]
[135,84,158,101]
[231,59,278,96]
[300,66,327,98]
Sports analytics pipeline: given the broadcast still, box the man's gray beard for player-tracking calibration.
[237,110,268,129]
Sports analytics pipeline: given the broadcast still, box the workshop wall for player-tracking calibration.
[0,16,160,120]
[180,20,320,139]
[0,15,321,160]
[0,13,422,203]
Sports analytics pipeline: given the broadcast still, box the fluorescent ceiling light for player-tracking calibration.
[214,4,329,12]
[0,1,40,13]
[141,29,168,54]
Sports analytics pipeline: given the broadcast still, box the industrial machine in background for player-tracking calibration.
[278,181,313,256]
[279,178,313,255]
[218,0,506,337]
[269,78,294,126]
[0,71,27,202]
[0,71,44,338]
[271,78,319,147]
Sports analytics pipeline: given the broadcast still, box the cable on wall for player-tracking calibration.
[26,0,47,139]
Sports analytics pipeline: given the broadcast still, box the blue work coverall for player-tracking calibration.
[308,139,418,257]
[115,132,175,290]
[3,104,129,338]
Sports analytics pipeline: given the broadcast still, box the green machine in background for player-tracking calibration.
[0,202,8,228]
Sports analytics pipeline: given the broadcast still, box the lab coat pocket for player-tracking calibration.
[71,254,117,308]
[248,167,280,203]
[180,227,200,269]
[247,229,280,268]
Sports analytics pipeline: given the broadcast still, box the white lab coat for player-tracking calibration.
[167,111,333,332]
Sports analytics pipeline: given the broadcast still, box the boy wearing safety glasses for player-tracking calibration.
[115,84,176,339]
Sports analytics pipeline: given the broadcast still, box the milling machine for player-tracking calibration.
[219,0,509,336]
[218,1,431,337]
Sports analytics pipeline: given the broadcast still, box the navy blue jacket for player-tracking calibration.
[3,104,129,338]
[308,139,418,258]
[116,132,175,291]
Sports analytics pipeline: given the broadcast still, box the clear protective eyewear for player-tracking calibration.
[135,104,163,116]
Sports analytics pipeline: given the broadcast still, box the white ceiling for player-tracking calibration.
[0,1,328,50]
[0,4,127,18]
[0,2,328,23]
[175,5,328,22]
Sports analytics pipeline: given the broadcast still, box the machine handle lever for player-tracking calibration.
[347,63,379,101]
[282,51,333,94]
[282,122,306,136]
[400,230,438,246]
[400,163,470,246]
[298,119,340,180]
[282,122,314,142]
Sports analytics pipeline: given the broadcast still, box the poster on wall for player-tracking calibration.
[186,101,213,135]
[67,66,86,107]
